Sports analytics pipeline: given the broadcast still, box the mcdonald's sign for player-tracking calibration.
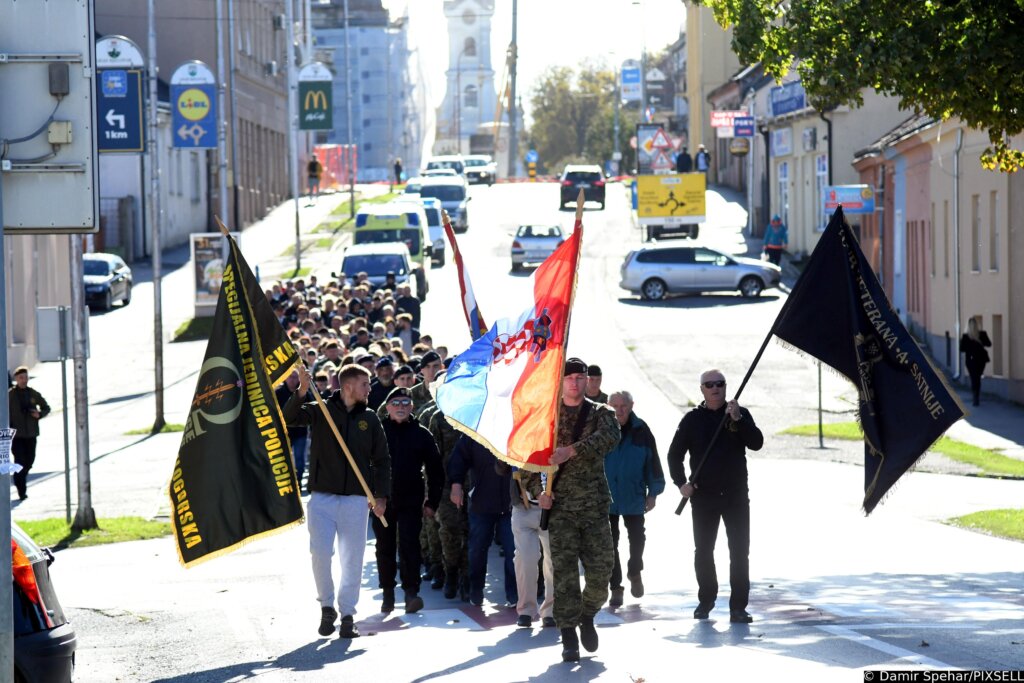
[299,82,332,130]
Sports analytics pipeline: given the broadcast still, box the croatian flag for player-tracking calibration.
[437,222,583,471]
[443,215,488,340]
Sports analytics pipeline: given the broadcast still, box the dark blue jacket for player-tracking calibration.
[605,413,665,516]
[447,436,511,515]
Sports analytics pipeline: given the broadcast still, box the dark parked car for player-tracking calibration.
[559,164,605,209]
[83,252,132,311]
[13,521,77,683]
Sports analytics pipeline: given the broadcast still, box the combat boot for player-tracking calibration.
[579,616,599,652]
[560,627,580,662]
[443,569,458,599]
[609,587,624,608]
[459,574,471,603]
[405,592,424,614]
[431,564,445,590]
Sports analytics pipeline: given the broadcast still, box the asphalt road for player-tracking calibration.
[18,181,1024,681]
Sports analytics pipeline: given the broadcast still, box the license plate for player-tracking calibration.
[579,183,590,188]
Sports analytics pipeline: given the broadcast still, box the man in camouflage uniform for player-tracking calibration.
[539,358,620,663]
[428,403,471,600]
[411,351,446,588]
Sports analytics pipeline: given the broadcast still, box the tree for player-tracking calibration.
[527,62,635,174]
[698,0,1024,171]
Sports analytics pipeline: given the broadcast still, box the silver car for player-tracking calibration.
[511,224,563,272]
[620,244,782,300]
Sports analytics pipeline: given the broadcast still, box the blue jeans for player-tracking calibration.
[467,510,517,604]
[291,433,307,487]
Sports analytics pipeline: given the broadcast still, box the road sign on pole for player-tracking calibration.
[733,116,755,138]
[97,69,145,152]
[170,61,217,149]
[298,62,333,131]
[621,59,641,103]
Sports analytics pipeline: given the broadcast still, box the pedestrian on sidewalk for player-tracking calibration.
[9,366,50,501]
[763,216,788,266]
[695,144,711,176]
[605,390,664,608]
[393,158,403,186]
[283,364,391,639]
[675,146,693,173]
[307,153,323,200]
[960,318,992,406]
[668,368,763,625]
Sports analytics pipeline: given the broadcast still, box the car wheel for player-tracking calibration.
[739,276,764,298]
[415,270,428,302]
[103,289,113,311]
[511,261,521,273]
[599,201,605,210]
[641,278,667,301]
[689,225,700,239]
[122,283,132,306]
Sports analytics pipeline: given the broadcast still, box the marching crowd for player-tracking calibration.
[268,273,763,663]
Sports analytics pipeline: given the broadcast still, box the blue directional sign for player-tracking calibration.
[171,83,217,149]
[525,148,539,163]
[733,116,755,138]
[97,69,144,153]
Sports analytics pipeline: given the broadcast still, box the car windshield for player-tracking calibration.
[341,254,409,277]
[354,229,421,254]
[464,158,488,167]
[516,225,562,238]
[420,185,465,202]
[423,209,441,227]
[427,160,464,172]
[566,171,602,182]
[83,260,111,276]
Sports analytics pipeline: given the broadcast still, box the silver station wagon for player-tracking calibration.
[620,244,782,300]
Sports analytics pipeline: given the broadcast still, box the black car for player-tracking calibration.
[83,252,133,311]
[559,164,606,209]
[13,521,76,683]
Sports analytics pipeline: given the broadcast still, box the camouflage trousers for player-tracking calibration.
[435,497,469,574]
[548,506,613,629]
[419,513,443,570]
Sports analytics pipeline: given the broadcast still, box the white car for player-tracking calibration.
[620,244,782,300]
[511,224,563,272]
[463,154,496,185]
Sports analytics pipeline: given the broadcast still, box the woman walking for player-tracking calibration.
[959,318,992,406]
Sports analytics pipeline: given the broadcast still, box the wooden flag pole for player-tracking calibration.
[540,189,586,530]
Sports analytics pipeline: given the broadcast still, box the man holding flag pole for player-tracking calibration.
[437,191,619,662]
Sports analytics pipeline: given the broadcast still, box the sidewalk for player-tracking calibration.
[705,183,1024,463]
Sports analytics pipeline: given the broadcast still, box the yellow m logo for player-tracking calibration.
[304,89,328,111]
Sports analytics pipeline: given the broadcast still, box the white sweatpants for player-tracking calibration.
[307,492,369,617]
[511,505,555,619]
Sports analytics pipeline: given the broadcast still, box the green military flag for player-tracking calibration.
[170,234,303,567]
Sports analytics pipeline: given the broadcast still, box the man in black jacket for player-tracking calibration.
[284,364,391,639]
[667,368,763,624]
[374,386,444,614]
[9,366,50,501]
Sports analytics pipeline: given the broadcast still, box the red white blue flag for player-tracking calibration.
[437,222,583,470]
[443,213,488,340]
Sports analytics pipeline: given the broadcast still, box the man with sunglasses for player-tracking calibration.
[667,369,763,624]
[374,386,444,614]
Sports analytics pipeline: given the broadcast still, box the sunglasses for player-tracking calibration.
[389,399,413,407]
[702,380,726,389]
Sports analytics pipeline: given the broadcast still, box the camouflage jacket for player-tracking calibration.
[551,398,620,513]
[410,382,434,420]
[428,408,465,494]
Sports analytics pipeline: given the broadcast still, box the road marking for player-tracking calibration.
[817,624,952,668]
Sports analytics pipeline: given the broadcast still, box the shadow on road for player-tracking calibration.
[152,639,365,682]
[617,294,781,309]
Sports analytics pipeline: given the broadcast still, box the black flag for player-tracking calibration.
[170,235,303,566]
[772,207,964,513]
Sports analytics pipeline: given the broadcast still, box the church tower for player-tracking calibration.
[435,0,497,155]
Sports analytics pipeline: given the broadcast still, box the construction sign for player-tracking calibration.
[637,123,676,175]
[637,174,706,225]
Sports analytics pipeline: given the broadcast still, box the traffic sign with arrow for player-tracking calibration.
[96,69,145,153]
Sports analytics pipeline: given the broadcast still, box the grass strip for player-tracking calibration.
[780,421,1024,477]
[948,509,1024,542]
[124,423,184,435]
[171,316,214,342]
[17,516,172,551]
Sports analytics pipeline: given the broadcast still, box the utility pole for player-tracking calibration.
[613,63,621,173]
[69,235,96,530]
[216,0,228,224]
[148,0,165,433]
[228,0,241,229]
[285,0,301,272]
[507,0,518,179]
[343,0,355,218]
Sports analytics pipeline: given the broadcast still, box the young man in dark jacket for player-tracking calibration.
[448,435,516,607]
[375,386,444,614]
[667,368,763,624]
[9,366,50,500]
[284,364,391,639]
